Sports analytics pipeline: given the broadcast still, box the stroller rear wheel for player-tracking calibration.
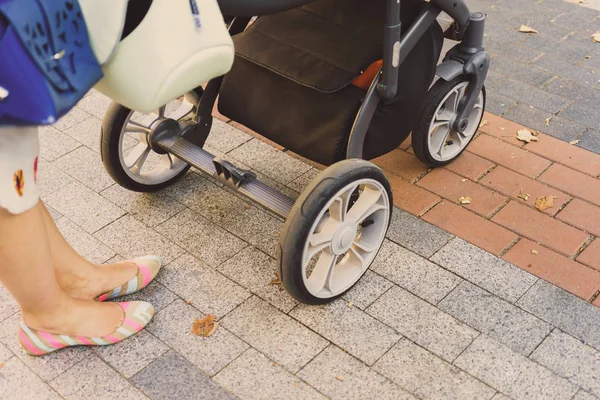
[278,160,392,304]
[100,89,202,192]
[412,76,485,167]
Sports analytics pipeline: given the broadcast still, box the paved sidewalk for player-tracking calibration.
[469,0,600,152]
[1,91,600,399]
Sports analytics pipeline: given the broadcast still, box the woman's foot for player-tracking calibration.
[56,256,162,301]
[19,300,154,356]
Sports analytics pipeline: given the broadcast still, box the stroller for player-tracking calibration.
[99,0,489,304]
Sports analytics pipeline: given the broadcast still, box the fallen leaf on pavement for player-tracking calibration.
[519,25,539,33]
[272,362,277,366]
[545,117,552,127]
[335,376,345,381]
[570,139,580,145]
[192,315,218,337]
[458,196,472,204]
[499,127,505,131]
[479,119,489,128]
[517,129,539,143]
[535,195,557,211]
[532,249,539,254]
[461,178,468,182]
[0,362,3,369]
[592,31,600,43]
[517,191,530,201]
[269,273,284,291]
[347,301,353,308]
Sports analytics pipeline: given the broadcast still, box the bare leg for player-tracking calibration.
[41,204,138,300]
[0,202,123,336]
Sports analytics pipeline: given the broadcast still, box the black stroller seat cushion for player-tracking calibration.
[218,0,444,166]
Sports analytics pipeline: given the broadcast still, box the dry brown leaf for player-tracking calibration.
[347,301,353,308]
[499,127,506,131]
[185,300,192,305]
[461,178,468,182]
[0,362,3,369]
[269,273,284,291]
[569,139,580,145]
[479,119,489,128]
[192,315,218,337]
[335,376,345,381]
[517,129,539,143]
[272,362,277,366]
[517,192,530,201]
[592,31,600,43]
[519,24,539,33]
[535,195,557,212]
[458,196,472,204]
[532,249,539,255]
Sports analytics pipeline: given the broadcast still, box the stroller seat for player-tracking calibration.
[217,0,317,17]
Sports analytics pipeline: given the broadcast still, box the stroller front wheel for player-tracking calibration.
[278,159,392,304]
[100,90,202,192]
[412,76,486,167]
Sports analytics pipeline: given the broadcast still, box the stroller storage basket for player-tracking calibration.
[218,0,443,166]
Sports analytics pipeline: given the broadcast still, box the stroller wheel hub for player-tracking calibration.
[332,222,358,255]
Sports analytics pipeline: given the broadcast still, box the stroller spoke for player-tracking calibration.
[305,249,336,295]
[125,143,151,175]
[346,186,385,224]
[127,120,152,132]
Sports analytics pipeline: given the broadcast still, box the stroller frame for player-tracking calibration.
[150,0,489,219]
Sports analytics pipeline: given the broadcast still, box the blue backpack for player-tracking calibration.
[0,0,103,126]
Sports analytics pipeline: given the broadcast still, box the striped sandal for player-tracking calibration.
[18,301,154,356]
[96,255,162,302]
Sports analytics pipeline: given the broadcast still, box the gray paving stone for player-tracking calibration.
[217,247,296,313]
[290,298,401,365]
[0,342,12,362]
[53,146,114,192]
[94,215,184,263]
[215,348,325,400]
[438,281,552,356]
[45,181,125,234]
[523,35,592,62]
[118,281,178,312]
[531,330,600,397]
[485,37,544,64]
[489,55,554,88]
[39,125,81,162]
[76,91,112,119]
[574,390,600,400]
[577,129,600,154]
[487,76,571,114]
[221,296,329,373]
[159,253,250,317]
[45,204,63,221]
[101,184,187,228]
[504,103,587,142]
[454,335,579,400]
[287,167,320,193]
[56,217,115,264]
[148,299,248,376]
[546,77,600,105]
[63,116,103,153]
[50,355,146,399]
[219,206,283,257]
[533,55,599,88]
[491,393,512,400]
[167,172,251,225]
[374,338,495,400]
[430,238,538,303]
[158,209,247,267]
[298,345,414,400]
[205,119,252,153]
[366,286,478,362]
[386,208,453,258]
[560,104,600,130]
[37,158,74,198]
[0,285,19,323]
[131,350,236,400]
[484,91,518,116]
[227,138,311,185]
[342,270,393,310]
[371,239,462,304]
[53,106,92,131]
[0,313,90,382]
[0,357,60,400]
[517,280,600,350]
[96,330,169,378]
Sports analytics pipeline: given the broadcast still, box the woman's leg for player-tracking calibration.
[0,202,123,337]
[40,204,138,300]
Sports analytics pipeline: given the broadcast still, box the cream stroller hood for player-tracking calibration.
[80,0,234,113]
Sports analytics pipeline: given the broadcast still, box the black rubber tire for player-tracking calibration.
[277,159,393,304]
[100,91,201,193]
[412,76,486,168]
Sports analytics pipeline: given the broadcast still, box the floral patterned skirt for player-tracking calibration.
[0,126,39,214]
